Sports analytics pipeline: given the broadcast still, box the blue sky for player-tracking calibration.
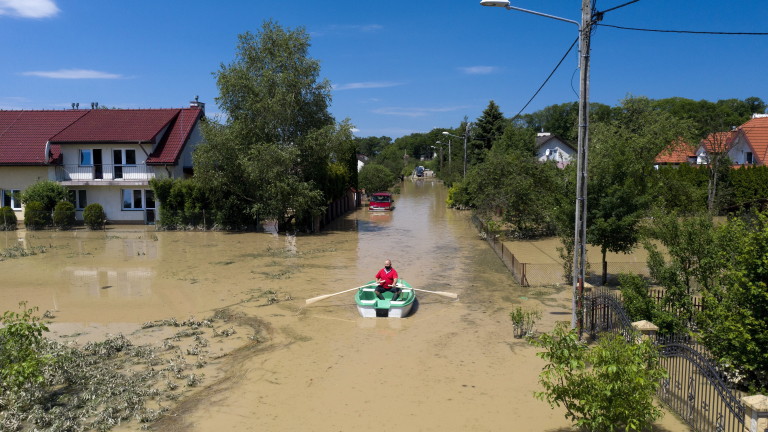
[1,0,766,138]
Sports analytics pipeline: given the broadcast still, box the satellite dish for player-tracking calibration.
[44,141,51,163]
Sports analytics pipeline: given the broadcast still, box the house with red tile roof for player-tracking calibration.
[654,114,768,168]
[0,100,205,224]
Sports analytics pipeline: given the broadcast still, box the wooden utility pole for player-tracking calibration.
[572,0,592,332]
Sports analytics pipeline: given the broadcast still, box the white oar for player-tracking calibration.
[305,283,375,305]
[395,284,458,299]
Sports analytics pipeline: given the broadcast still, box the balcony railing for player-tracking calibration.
[55,164,156,182]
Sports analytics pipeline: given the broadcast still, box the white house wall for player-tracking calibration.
[0,166,51,218]
[727,137,753,165]
[537,140,575,164]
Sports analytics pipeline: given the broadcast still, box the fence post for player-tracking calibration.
[742,395,768,432]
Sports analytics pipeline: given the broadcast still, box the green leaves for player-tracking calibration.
[530,323,666,432]
[0,302,51,395]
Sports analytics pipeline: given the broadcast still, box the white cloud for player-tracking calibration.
[22,69,124,79]
[333,81,403,91]
[0,0,59,18]
[459,66,499,75]
[372,106,468,118]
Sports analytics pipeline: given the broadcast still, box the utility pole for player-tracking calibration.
[571,0,592,333]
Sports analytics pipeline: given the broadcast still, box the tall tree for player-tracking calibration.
[195,20,339,230]
[587,97,695,284]
[471,100,506,163]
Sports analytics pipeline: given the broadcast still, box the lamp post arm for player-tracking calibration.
[504,5,580,28]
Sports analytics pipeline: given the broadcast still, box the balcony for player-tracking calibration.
[55,164,159,186]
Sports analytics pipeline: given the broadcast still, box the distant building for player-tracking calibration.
[0,100,206,224]
[536,132,575,167]
[655,114,768,168]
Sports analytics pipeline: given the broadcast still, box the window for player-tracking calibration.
[2,189,21,209]
[746,152,754,164]
[122,189,155,210]
[68,190,87,209]
[113,149,136,179]
[80,149,93,166]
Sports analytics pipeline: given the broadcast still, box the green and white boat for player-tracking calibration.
[355,280,416,318]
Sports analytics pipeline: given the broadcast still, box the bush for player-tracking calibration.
[530,323,667,432]
[0,206,17,230]
[509,306,541,338]
[20,180,68,212]
[53,201,76,230]
[0,302,51,395]
[358,163,396,194]
[83,203,106,229]
[24,201,48,230]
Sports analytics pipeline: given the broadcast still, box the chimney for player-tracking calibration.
[189,95,205,115]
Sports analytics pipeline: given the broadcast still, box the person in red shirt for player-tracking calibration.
[375,259,400,301]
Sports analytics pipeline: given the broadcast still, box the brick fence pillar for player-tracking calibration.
[742,395,768,432]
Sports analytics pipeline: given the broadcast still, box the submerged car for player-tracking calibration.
[369,192,395,211]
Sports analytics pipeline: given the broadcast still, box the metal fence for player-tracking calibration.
[584,291,745,432]
[470,215,650,287]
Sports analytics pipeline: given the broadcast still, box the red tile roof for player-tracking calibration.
[147,108,203,165]
[50,109,179,143]
[0,108,202,166]
[654,138,697,164]
[739,116,768,165]
[0,110,88,165]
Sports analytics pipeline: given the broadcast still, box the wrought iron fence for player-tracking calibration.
[584,291,745,432]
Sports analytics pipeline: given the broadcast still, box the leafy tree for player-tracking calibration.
[354,136,392,157]
[587,97,695,284]
[699,212,768,391]
[21,180,69,213]
[195,20,350,231]
[531,323,666,432]
[358,163,396,194]
[464,145,564,237]
[0,302,51,395]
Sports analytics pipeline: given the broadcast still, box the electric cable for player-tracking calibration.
[595,23,768,36]
[511,36,579,120]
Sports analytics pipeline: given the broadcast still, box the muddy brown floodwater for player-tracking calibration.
[0,179,690,431]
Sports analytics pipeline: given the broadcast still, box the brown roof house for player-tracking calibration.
[0,99,205,224]
[655,114,768,168]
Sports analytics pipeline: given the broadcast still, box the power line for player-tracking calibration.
[596,23,768,36]
[511,36,579,121]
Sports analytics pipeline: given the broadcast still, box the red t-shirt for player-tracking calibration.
[375,267,399,288]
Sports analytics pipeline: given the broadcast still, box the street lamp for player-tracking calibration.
[442,122,472,178]
[481,0,593,332]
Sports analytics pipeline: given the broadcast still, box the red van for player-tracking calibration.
[369,192,395,211]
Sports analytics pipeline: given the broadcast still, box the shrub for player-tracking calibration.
[509,306,541,338]
[530,323,667,432]
[24,201,48,229]
[0,206,17,230]
[53,201,76,230]
[83,203,106,229]
[20,180,68,212]
[0,302,51,395]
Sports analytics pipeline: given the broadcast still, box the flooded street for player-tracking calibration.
[0,179,688,431]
